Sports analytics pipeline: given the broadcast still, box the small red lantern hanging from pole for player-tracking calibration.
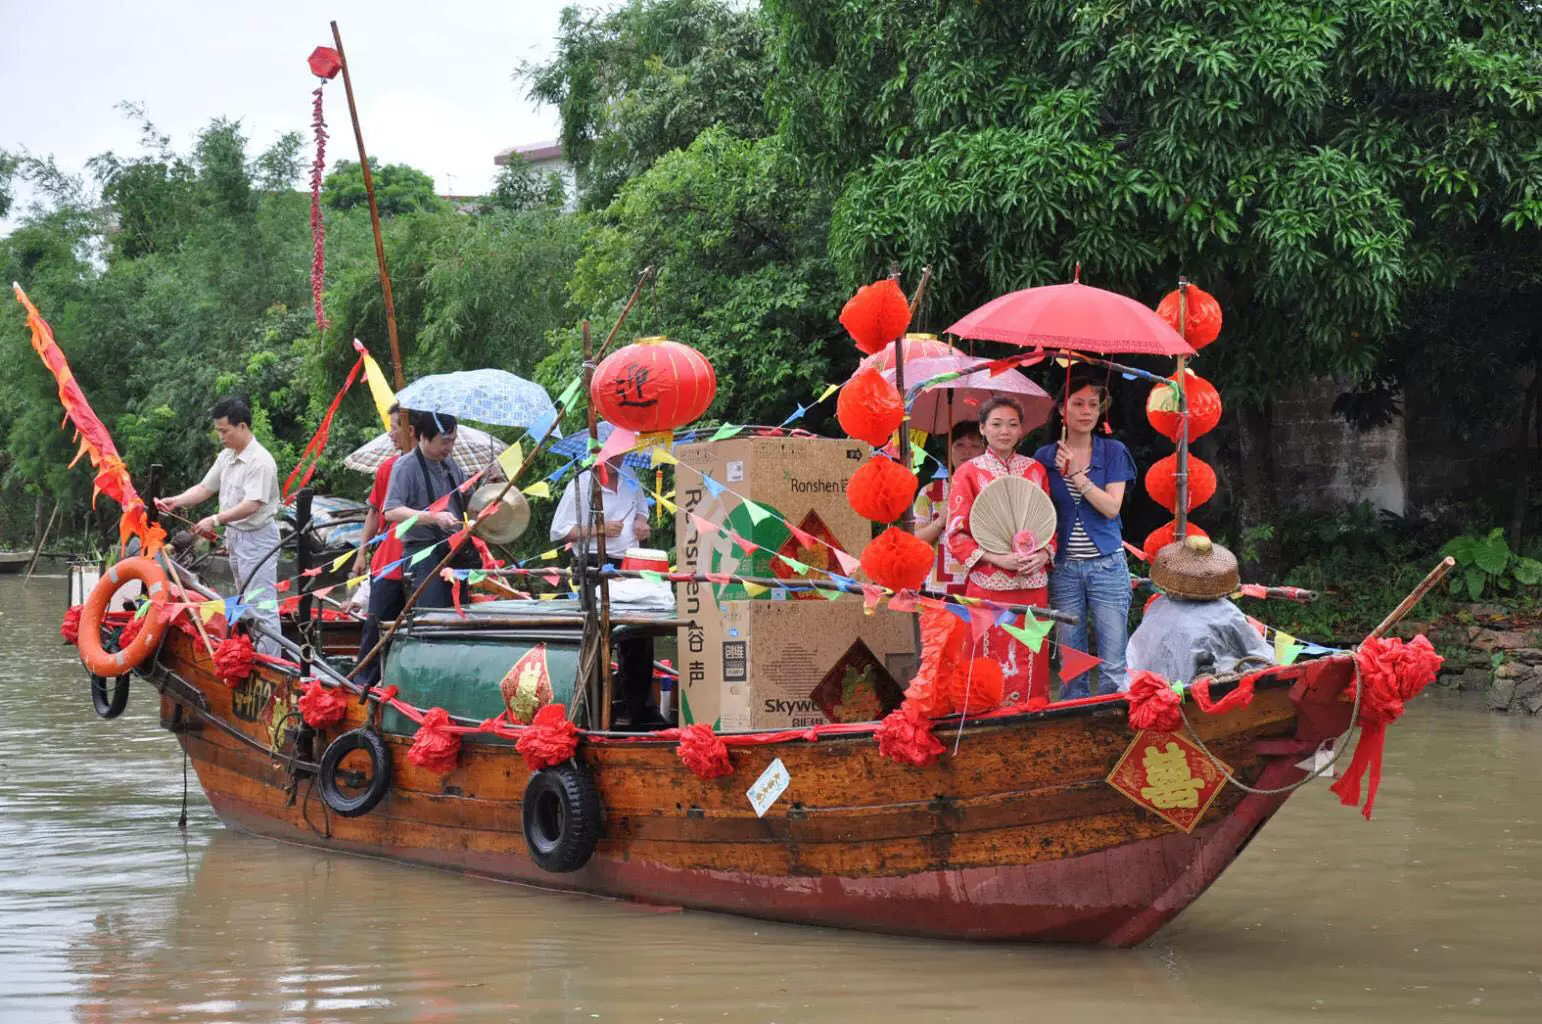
[1147,369,1223,442]
[592,336,718,433]
[1156,284,1222,350]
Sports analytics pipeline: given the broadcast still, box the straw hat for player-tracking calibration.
[1150,534,1239,600]
[467,483,531,545]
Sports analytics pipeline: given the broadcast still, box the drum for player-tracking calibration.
[621,547,670,573]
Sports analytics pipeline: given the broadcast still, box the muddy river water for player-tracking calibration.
[2,575,1539,1022]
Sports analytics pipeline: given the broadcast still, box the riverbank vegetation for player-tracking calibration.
[4,0,1541,641]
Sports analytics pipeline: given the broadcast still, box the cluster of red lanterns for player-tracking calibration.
[1142,284,1225,561]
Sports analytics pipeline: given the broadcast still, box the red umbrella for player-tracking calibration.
[946,281,1195,357]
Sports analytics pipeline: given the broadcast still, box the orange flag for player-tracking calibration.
[13,282,166,555]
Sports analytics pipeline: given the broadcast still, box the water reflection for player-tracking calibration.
[3,577,1540,1022]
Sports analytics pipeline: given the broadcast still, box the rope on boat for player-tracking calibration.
[1176,655,1366,797]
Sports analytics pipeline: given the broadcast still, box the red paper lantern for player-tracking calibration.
[860,526,934,593]
[1156,284,1222,349]
[837,366,905,446]
[1146,370,1223,442]
[950,657,1005,715]
[307,46,343,80]
[592,336,717,433]
[1141,520,1209,563]
[847,456,918,524]
[840,279,912,356]
[1146,453,1216,513]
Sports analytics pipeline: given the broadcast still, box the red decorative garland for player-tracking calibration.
[61,605,82,645]
[309,84,330,332]
[1125,670,1184,732]
[298,679,350,728]
[516,703,580,771]
[676,723,732,779]
[407,706,462,775]
[213,633,256,689]
[1330,635,1443,820]
[875,703,945,767]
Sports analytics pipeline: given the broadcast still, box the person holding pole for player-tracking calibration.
[382,410,466,612]
[350,405,414,686]
[155,397,283,654]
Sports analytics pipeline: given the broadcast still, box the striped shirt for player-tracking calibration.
[1066,489,1101,559]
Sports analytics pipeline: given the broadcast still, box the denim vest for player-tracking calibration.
[1033,437,1137,563]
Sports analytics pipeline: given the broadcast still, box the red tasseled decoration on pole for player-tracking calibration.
[298,679,350,728]
[847,456,918,524]
[837,367,905,446]
[676,723,733,779]
[1330,635,1443,820]
[840,279,912,355]
[309,85,330,333]
[213,633,256,689]
[1125,670,1184,732]
[950,657,1005,715]
[407,707,462,775]
[860,526,934,593]
[61,605,82,645]
[516,703,580,771]
[875,703,945,767]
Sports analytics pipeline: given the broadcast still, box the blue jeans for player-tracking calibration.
[1049,551,1132,698]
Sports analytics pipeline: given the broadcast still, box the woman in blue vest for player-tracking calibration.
[1034,368,1137,698]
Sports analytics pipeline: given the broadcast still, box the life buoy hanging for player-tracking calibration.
[522,761,601,873]
[77,557,171,678]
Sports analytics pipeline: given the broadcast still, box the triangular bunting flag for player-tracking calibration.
[701,473,726,497]
[522,480,551,500]
[832,549,860,575]
[393,514,419,539]
[1274,630,1304,666]
[887,589,917,613]
[742,581,770,597]
[1059,646,1103,683]
[710,424,741,441]
[816,383,839,404]
[740,500,773,526]
[1002,615,1053,653]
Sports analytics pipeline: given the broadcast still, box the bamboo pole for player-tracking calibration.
[1368,557,1456,640]
[346,270,655,686]
[22,503,57,582]
[582,319,617,730]
[1175,277,1191,541]
[330,21,404,390]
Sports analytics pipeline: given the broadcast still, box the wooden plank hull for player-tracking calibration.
[147,629,1354,945]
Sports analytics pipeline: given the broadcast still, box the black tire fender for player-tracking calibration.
[317,728,392,818]
[522,760,601,873]
[90,675,130,719]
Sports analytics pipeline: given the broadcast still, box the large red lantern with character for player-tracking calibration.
[1147,370,1223,442]
[592,336,717,433]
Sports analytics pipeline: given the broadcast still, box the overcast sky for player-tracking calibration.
[1,0,574,221]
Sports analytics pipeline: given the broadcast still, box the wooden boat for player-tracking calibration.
[0,550,35,573]
[119,586,1358,947]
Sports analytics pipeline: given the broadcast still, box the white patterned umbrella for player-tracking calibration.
[394,369,562,433]
[344,424,508,479]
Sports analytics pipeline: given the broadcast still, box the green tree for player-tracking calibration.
[323,158,445,216]
[522,0,772,209]
[489,155,568,212]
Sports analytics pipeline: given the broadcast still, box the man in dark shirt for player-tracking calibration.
[383,410,465,610]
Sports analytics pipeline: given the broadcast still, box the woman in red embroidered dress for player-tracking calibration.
[947,398,1056,704]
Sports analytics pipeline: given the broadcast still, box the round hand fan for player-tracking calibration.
[971,476,1057,555]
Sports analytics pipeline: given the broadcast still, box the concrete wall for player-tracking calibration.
[1270,377,1408,515]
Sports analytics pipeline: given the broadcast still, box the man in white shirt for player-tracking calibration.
[157,397,283,654]
[550,458,651,563]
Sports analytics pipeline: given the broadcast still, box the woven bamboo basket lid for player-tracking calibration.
[1150,534,1239,599]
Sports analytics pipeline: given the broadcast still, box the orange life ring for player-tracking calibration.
[78,557,171,677]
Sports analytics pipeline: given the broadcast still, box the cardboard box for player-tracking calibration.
[674,436,920,730]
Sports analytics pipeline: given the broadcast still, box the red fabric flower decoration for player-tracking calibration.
[213,633,256,689]
[61,605,82,645]
[407,706,462,775]
[1125,670,1184,732]
[1330,635,1444,819]
[840,279,912,355]
[847,456,918,523]
[837,367,904,446]
[860,526,934,593]
[875,703,946,767]
[676,723,733,779]
[950,657,1005,715]
[1146,454,1217,513]
[516,703,580,772]
[1156,284,1223,350]
[1141,520,1208,563]
[298,679,350,729]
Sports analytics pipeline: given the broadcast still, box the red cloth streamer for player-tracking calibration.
[283,356,362,500]
[61,605,82,645]
[407,706,463,775]
[840,279,912,355]
[1330,636,1444,820]
[676,723,733,779]
[213,633,256,689]
[1189,673,1256,715]
[847,456,918,523]
[875,703,945,767]
[1125,670,1184,732]
[309,84,330,332]
[516,703,580,771]
[298,679,350,728]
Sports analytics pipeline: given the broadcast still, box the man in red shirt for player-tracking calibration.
[353,409,414,686]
